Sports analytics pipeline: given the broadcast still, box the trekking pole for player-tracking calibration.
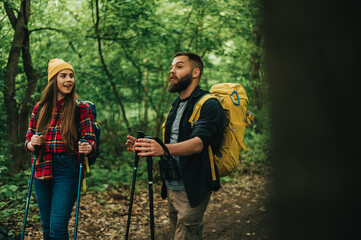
[145,137,155,240]
[125,131,145,240]
[21,132,42,240]
[74,139,86,240]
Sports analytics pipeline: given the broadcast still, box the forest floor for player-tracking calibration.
[5,173,271,240]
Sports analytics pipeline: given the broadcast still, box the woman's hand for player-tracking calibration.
[78,141,93,155]
[27,134,44,152]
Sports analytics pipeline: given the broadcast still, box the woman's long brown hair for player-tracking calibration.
[36,74,79,154]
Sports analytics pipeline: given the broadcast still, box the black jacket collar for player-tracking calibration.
[171,85,207,107]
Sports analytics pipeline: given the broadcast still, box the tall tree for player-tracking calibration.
[3,0,38,175]
[93,0,131,134]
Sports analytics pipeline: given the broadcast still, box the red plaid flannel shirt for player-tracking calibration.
[25,98,97,180]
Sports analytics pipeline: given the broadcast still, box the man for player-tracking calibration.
[126,52,228,239]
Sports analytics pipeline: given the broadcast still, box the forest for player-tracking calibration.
[0,0,271,239]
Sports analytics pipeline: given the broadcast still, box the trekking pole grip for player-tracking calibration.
[136,131,145,146]
[134,131,145,165]
[79,139,87,161]
[33,132,42,155]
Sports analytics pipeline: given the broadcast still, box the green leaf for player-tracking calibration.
[8,185,18,192]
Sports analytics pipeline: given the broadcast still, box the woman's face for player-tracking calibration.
[57,69,74,100]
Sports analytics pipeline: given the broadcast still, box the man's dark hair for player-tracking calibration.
[174,52,204,78]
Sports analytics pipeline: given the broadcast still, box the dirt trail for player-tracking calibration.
[13,174,270,240]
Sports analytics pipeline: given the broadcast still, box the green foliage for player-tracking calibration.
[0,154,37,224]
[86,151,150,192]
[0,0,268,200]
[241,105,271,173]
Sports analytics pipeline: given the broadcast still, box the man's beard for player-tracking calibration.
[168,72,192,93]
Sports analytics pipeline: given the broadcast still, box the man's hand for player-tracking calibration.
[126,135,137,153]
[134,138,166,157]
[126,136,203,157]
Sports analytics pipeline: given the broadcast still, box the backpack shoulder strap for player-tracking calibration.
[188,94,215,127]
[208,145,217,181]
[162,106,172,142]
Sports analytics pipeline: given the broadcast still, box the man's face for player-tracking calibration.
[168,56,193,93]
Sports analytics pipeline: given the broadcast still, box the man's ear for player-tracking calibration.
[192,68,200,78]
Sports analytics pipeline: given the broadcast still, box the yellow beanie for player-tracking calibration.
[47,59,74,82]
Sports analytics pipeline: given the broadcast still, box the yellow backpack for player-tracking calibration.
[188,83,254,180]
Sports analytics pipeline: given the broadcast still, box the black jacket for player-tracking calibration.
[163,86,228,207]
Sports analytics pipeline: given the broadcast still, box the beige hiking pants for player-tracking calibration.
[167,190,211,240]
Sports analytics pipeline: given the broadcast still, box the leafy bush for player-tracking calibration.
[0,155,38,226]
[85,151,150,192]
[241,105,272,174]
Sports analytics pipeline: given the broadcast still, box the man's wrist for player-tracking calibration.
[164,144,170,156]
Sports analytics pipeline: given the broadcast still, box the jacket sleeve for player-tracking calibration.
[190,98,228,149]
[25,104,39,150]
[79,102,97,151]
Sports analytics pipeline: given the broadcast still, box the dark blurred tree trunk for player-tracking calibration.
[265,1,361,239]
[3,0,38,175]
[251,26,263,110]
[3,11,25,174]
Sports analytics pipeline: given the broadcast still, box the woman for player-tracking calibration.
[25,59,96,239]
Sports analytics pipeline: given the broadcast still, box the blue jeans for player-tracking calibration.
[34,153,79,240]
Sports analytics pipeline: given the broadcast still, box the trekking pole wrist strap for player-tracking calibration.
[152,137,171,157]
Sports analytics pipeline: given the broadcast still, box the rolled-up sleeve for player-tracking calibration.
[190,98,229,149]
[79,102,97,151]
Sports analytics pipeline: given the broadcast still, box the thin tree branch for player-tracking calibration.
[69,41,82,59]
[29,27,64,33]
[4,1,18,29]
[94,0,131,134]
[85,34,134,42]
[176,7,193,50]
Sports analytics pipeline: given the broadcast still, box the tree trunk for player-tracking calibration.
[4,0,38,174]
[3,0,27,175]
[19,24,38,168]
